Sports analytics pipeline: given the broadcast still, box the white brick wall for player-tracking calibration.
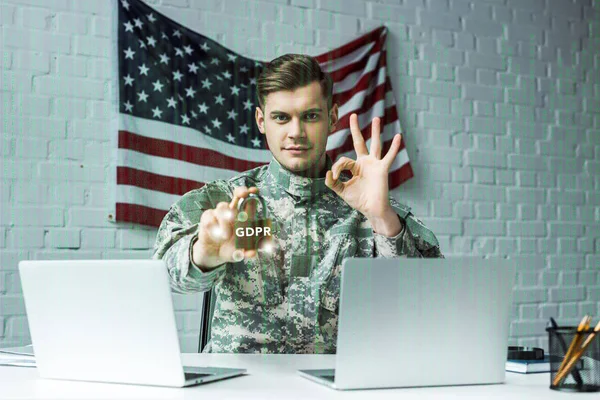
[0,0,598,353]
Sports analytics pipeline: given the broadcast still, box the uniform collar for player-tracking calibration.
[267,154,333,199]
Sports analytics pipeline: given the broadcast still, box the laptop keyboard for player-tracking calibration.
[184,372,212,380]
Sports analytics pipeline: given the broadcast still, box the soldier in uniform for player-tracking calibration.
[153,54,444,354]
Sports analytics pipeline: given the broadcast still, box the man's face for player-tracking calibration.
[255,81,338,178]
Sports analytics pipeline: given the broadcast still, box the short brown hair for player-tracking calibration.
[256,54,334,111]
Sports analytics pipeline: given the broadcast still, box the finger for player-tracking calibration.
[200,210,222,241]
[229,186,249,209]
[349,113,368,157]
[331,156,356,180]
[369,117,382,159]
[325,170,345,195]
[382,133,402,169]
[215,203,234,240]
[245,250,257,258]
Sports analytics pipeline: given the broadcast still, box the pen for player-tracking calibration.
[549,317,583,386]
[555,315,590,380]
[553,320,600,386]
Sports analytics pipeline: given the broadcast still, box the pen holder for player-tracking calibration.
[547,327,600,392]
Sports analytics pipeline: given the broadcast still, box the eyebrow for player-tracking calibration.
[270,108,323,116]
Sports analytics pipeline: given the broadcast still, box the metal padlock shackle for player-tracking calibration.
[237,193,268,219]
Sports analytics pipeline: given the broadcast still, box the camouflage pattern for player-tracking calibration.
[153,154,444,354]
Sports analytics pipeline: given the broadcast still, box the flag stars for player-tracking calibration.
[240,124,250,135]
[198,103,208,114]
[123,21,134,32]
[147,37,156,47]
[167,97,177,108]
[173,30,182,38]
[251,137,261,148]
[152,107,163,118]
[124,74,134,86]
[181,114,190,124]
[175,47,184,57]
[201,42,210,52]
[249,77,257,85]
[183,45,193,55]
[226,133,235,143]
[201,78,212,89]
[161,32,168,40]
[211,57,220,65]
[152,80,164,92]
[204,126,212,135]
[230,85,240,96]
[173,70,183,81]
[240,66,249,73]
[188,63,199,74]
[215,75,223,81]
[138,64,149,76]
[227,109,238,120]
[211,118,222,129]
[124,47,135,59]
[137,91,148,102]
[123,101,133,112]
[191,110,197,118]
[214,94,225,105]
[227,54,238,62]
[121,0,130,10]
[243,99,253,110]
[138,39,146,49]
[147,13,156,22]
[159,54,170,64]
[133,18,143,29]
[222,71,232,79]
[185,86,196,98]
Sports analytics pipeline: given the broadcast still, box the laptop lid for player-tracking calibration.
[334,257,517,390]
[18,260,187,387]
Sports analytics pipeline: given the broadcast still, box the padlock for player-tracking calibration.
[234,193,273,251]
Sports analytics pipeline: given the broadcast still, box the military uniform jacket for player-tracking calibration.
[153,155,444,354]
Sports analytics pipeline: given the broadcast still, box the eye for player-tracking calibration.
[305,113,318,120]
[273,115,287,122]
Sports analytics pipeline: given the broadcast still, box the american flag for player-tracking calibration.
[116,0,413,227]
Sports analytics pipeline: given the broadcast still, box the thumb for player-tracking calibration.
[325,170,344,195]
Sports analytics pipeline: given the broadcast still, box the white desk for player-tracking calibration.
[0,354,594,399]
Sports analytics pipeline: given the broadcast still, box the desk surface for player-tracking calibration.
[0,354,595,399]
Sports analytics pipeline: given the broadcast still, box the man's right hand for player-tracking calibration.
[191,186,260,271]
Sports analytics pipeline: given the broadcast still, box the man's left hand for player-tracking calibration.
[325,112,402,221]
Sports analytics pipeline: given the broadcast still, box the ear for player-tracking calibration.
[255,106,265,134]
[328,103,339,132]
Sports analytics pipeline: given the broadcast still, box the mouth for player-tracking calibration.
[284,147,310,154]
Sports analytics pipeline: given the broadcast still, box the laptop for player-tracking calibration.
[298,257,517,390]
[18,259,246,387]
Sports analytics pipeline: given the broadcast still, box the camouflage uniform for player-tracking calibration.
[153,154,444,354]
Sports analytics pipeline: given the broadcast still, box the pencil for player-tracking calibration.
[553,320,600,386]
[555,315,590,378]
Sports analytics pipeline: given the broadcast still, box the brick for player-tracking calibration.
[81,229,115,249]
[508,154,548,171]
[1,70,33,92]
[34,76,103,100]
[558,238,577,254]
[418,10,460,30]
[474,167,495,184]
[467,117,506,135]
[467,53,507,70]
[539,141,576,156]
[0,295,27,315]
[419,113,464,131]
[475,202,495,219]
[540,304,559,319]
[518,204,537,220]
[421,45,465,66]
[10,206,63,227]
[455,32,475,51]
[37,162,105,182]
[517,171,536,187]
[7,228,44,248]
[508,222,546,237]
[118,230,152,250]
[463,84,504,102]
[506,188,545,204]
[320,0,367,16]
[464,220,505,236]
[549,222,584,237]
[57,12,88,35]
[68,208,112,228]
[32,250,102,261]
[589,286,600,301]
[416,80,461,98]
[451,168,473,183]
[549,255,585,269]
[549,287,585,302]
[15,137,48,158]
[418,218,462,235]
[432,29,454,47]
[409,61,431,78]
[13,50,50,73]
[2,27,70,53]
[464,18,503,37]
[549,157,582,174]
[74,35,111,58]
[548,190,585,205]
[465,151,506,168]
[3,117,66,138]
[56,55,88,77]
[417,147,463,165]
[512,289,547,304]
[508,57,547,77]
[21,7,52,30]
[47,228,80,249]
[507,122,547,138]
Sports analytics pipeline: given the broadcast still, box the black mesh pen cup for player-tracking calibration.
[547,327,600,392]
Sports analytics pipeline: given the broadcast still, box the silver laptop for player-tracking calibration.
[18,260,246,387]
[298,257,517,390]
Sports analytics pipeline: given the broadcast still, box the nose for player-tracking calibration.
[286,117,306,139]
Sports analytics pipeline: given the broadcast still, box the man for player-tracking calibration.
[153,54,443,354]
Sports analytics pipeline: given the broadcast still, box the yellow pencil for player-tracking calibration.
[555,316,590,377]
[553,319,600,387]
